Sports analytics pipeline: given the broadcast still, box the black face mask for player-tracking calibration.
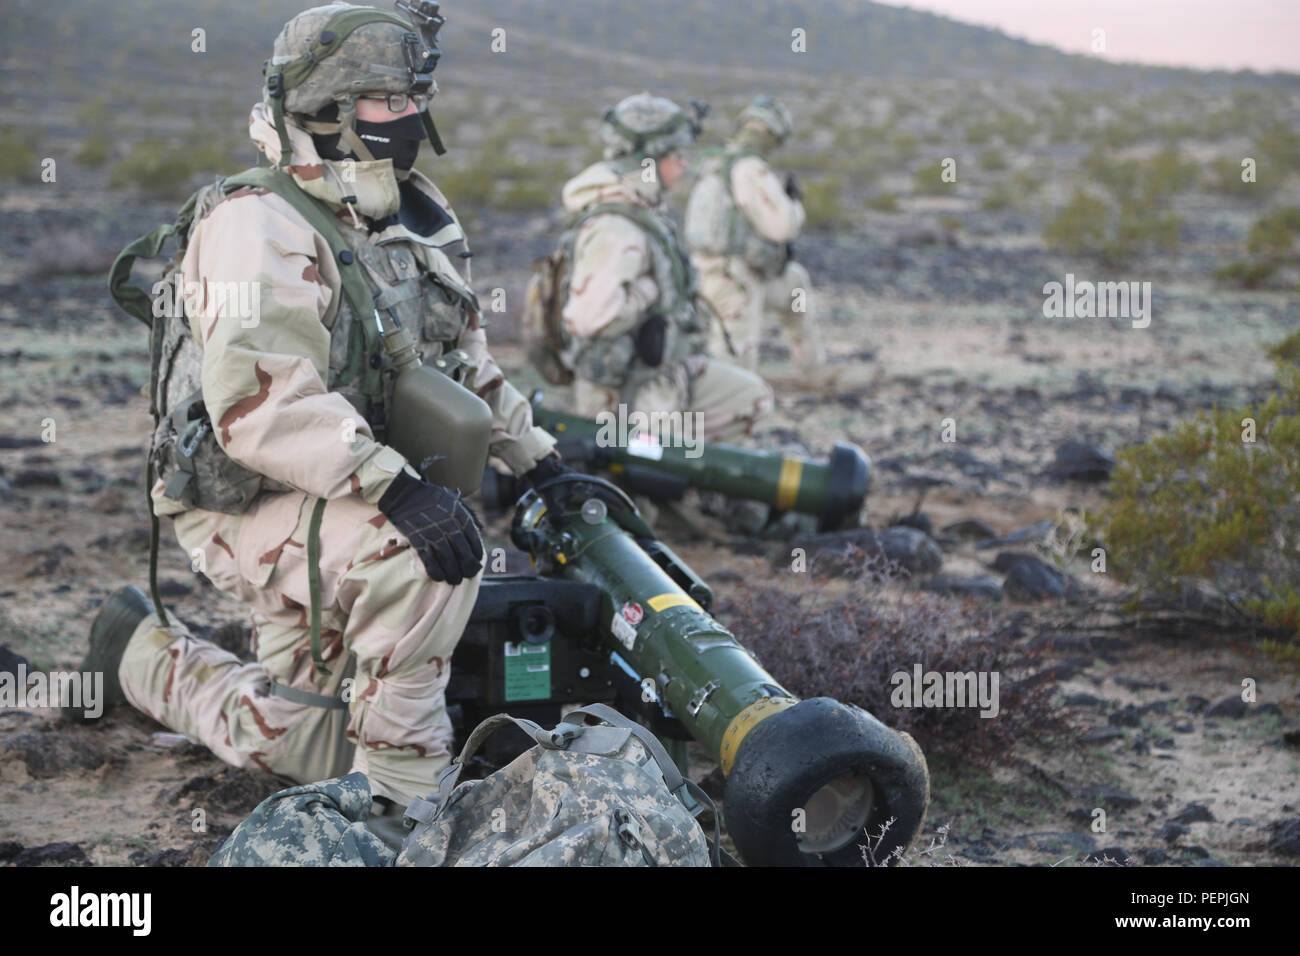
[354,113,426,170]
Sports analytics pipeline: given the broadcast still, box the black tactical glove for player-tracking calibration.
[524,454,627,513]
[377,470,484,585]
[784,171,803,201]
[634,314,668,367]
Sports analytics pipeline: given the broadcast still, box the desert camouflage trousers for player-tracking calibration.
[572,353,773,445]
[697,257,825,373]
[119,488,480,806]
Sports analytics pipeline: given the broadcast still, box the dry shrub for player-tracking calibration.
[714,585,1060,763]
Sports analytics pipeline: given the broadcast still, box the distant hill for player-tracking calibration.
[6,0,1296,108]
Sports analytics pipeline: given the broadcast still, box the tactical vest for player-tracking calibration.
[560,201,704,401]
[684,148,789,278]
[115,166,478,516]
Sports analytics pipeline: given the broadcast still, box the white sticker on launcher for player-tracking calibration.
[625,435,663,461]
[611,612,638,650]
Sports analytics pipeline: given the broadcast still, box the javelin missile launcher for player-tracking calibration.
[448,473,929,866]
[493,401,870,532]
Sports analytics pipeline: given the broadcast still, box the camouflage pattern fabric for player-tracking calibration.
[398,716,712,867]
[266,3,435,117]
[601,93,696,161]
[687,145,825,372]
[208,772,396,867]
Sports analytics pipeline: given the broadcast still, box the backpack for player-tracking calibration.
[209,704,721,867]
[521,243,574,386]
[521,202,700,389]
[398,703,719,866]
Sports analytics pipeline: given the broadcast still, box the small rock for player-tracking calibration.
[1157,821,1190,843]
[0,645,30,678]
[13,841,91,866]
[1064,693,1101,707]
[975,519,1055,550]
[1171,803,1216,825]
[1183,845,1209,859]
[11,469,62,488]
[1267,818,1300,856]
[1080,785,1140,810]
[1138,846,1169,865]
[5,731,107,778]
[994,552,1080,602]
[1081,727,1126,743]
[1153,737,1175,750]
[1204,695,1247,719]
[1185,695,1210,714]
[1109,704,1144,727]
[941,518,997,540]
[157,579,193,598]
[924,574,1002,601]
[1044,441,1117,483]
[892,512,933,535]
[784,526,943,576]
[1173,722,1194,733]
[1011,831,1097,854]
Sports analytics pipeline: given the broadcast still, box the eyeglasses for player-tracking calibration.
[356,92,427,113]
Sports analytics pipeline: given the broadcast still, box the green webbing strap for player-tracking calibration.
[269,678,349,710]
[145,458,169,628]
[109,189,204,327]
[307,496,329,674]
[221,166,382,398]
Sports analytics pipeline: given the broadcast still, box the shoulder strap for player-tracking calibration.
[222,167,374,321]
[107,188,204,327]
[570,201,691,303]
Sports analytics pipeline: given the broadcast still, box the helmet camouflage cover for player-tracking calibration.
[736,95,793,143]
[264,1,448,160]
[601,93,704,161]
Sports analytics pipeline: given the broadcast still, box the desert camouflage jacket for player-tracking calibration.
[684,146,805,277]
[150,103,554,518]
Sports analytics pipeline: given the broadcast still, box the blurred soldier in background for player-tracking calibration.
[543,93,772,445]
[685,96,825,373]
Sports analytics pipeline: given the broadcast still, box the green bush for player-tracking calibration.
[980,148,1007,172]
[1099,335,1300,663]
[75,134,113,168]
[865,192,899,213]
[801,177,846,229]
[1216,206,1300,289]
[911,160,954,196]
[0,129,41,182]
[1043,188,1111,256]
[108,138,231,198]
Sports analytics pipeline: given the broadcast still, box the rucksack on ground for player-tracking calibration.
[398,703,717,866]
[210,704,720,867]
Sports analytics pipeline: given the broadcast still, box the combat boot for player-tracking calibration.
[62,585,153,723]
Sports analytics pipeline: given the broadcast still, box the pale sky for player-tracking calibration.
[874,0,1300,73]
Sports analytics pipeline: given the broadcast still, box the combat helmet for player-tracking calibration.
[735,95,793,144]
[263,1,449,166]
[601,93,708,161]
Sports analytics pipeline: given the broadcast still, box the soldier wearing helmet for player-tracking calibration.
[556,93,773,445]
[684,96,826,373]
[68,2,587,824]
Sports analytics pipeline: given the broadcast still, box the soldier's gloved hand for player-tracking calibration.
[524,454,627,512]
[784,172,803,201]
[634,314,668,367]
[377,470,484,585]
